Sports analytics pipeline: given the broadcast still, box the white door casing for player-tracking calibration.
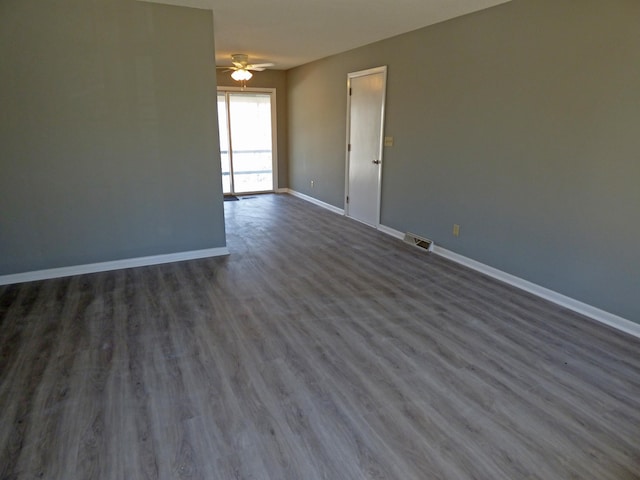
[217,87,278,195]
[345,66,387,227]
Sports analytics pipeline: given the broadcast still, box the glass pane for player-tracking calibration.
[228,93,273,193]
[217,93,231,194]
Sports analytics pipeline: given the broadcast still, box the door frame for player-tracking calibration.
[344,66,387,227]
[217,86,279,194]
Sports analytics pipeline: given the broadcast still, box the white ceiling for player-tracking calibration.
[140,0,511,70]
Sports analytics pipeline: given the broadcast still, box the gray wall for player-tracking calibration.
[287,0,640,321]
[216,70,289,188]
[0,0,225,274]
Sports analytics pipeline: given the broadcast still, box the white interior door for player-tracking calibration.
[346,66,387,227]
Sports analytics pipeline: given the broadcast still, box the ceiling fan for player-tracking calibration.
[218,54,274,83]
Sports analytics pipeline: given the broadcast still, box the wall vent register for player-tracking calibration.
[403,232,434,252]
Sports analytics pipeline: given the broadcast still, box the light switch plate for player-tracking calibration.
[384,136,394,147]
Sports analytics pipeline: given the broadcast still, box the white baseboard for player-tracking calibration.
[285,189,345,215]
[432,246,640,340]
[276,188,289,194]
[378,224,404,239]
[373,224,639,339]
[0,247,230,286]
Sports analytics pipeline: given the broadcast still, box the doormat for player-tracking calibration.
[224,195,239,201]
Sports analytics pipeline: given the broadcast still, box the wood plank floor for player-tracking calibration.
[1,193,639,479]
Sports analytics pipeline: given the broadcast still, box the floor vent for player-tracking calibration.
[404,232,434,252]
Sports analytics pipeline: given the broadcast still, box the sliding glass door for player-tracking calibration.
[217,89,276,194]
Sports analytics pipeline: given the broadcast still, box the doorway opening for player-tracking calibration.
[217,88,278,195]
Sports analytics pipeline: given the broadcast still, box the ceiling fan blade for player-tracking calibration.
[249,67,266,72]
[248,63,275,69]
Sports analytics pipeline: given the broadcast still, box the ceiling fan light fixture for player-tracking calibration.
[231,69,252,81]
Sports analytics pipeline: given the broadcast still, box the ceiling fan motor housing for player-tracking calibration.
[231,53,249,67]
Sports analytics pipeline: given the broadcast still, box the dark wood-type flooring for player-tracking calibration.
[1,193,639,479]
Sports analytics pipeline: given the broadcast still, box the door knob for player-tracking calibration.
[372,159,381,164]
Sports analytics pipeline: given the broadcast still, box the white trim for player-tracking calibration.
[377,225,639,337]
[378,224,404,240]
[285,189,345,215]
[0,247,229,286]
[348,65,390,79]
[432,246,640,340]
[271,89,279,192]
[290,199,639,337]
[217,87,279,193]
[216,86,276,93]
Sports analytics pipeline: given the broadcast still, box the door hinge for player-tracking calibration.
[346,196,349,204]
[349,87,352,96]
[348,143,351,152]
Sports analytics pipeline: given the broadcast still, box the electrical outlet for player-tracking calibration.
[310,180,314,188]
[453,224,460,237]
[384,136,394,147]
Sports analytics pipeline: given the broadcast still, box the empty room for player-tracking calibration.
[1,0,639,478]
